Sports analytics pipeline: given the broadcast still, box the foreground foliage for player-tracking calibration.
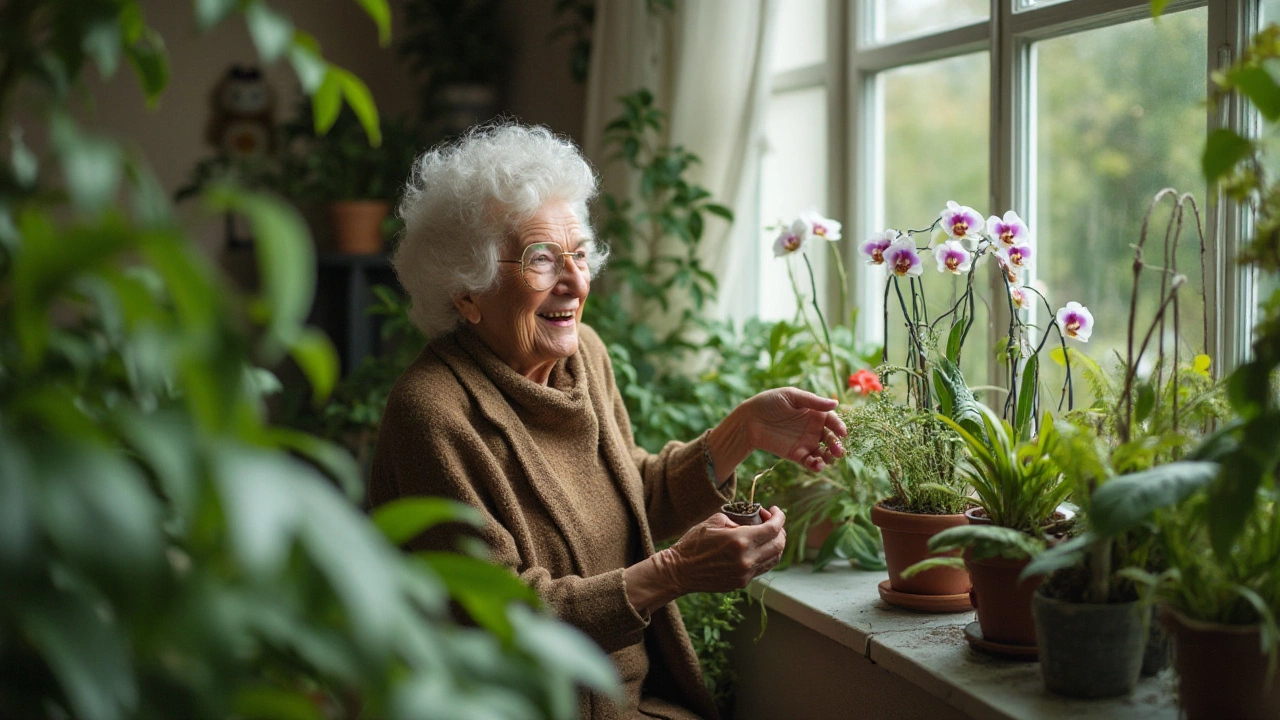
[0,2,616,718]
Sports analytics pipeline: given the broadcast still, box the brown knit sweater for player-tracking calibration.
[369,323,734,720]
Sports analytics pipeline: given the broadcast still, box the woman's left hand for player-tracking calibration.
[743,387,848,472]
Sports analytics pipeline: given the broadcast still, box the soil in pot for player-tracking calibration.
[965,551,1040,647]
[870,501,971,612]
[1032,591,1145,698]
[721,502,762,526]
[1164,607,1280,720]
[329,200,389,255]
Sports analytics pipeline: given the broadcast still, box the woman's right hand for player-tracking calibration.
[655,506,787,594]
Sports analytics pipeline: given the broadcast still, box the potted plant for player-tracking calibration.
[900,402,1071,655]
[1017,188,1228,697]
[1067,11,1280,715]
[280,103,420,254]
[399,0,506,135]
[841,396,973,611]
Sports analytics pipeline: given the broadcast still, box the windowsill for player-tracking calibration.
[745,563,1178,720]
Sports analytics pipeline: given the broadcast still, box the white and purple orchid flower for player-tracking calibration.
[987,211,1031,249]
[860,229,899,266]
[802,209,843,242]
[997,244,1032,272]
[884,238,923,277]
[1056,302,1094,342]
[1010,286,1028,310]
[940,201,985,249]
[772,218,810,257]
[933,240,973,275]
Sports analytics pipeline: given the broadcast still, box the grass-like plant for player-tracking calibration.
[840,394,970,515]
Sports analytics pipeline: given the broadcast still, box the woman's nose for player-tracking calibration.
[555,256,589,294]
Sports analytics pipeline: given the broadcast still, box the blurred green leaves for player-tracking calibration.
[0,2,618,718]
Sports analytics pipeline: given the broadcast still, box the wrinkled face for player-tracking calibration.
[462,200,590,383]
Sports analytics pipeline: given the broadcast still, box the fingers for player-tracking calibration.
[782,387,838,411]
[707,512,739,529]
[826,411,848,438]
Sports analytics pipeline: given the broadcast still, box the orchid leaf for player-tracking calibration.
[1134,380,1156,425]
[1224,66,1280,122]
[934,356,982,438]
[1014,354,1038,441]
[945,320,965,363]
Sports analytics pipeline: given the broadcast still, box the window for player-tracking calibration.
[755,0,835,323]
[746,0,1265,387]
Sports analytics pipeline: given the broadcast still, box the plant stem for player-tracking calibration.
[828,240,850,326]
[802,252,843,398]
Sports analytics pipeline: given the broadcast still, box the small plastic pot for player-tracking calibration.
[721,503,762,526]
[1032,591,1145,699]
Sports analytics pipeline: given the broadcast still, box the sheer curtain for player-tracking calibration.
[583,0,777,323]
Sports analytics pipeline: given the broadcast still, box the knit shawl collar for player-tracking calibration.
[435,328,653,574]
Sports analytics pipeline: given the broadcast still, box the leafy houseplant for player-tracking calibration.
[399,0,505,133]
[279,103,420,254]
[1062,6,1280,716]
[1014,189,1227,697]
[0,2,619,719]
[816,199,1090,615]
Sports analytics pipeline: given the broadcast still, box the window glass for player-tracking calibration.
[758,85,829,322]
[1034,10,1208,407]
[772,0,828,73]
[877,52,991,388]
[868,0,988,45]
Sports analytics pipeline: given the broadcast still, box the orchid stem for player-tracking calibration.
[803,252,844,399]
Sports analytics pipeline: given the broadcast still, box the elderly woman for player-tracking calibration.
[369,124,847,720]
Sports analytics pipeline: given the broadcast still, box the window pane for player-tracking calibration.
[878,52,990,388]
[1034,10,1208,407]
[759,85,829,322]
[772,0,828,73]
[869,0,988,44]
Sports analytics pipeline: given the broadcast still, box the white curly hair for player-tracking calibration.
[393,123,606,341]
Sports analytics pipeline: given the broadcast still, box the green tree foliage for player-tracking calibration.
[0,2,617,718]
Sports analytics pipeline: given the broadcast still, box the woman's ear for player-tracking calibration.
[453,294,482,324]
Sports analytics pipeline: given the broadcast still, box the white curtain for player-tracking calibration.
[583,0,777,323]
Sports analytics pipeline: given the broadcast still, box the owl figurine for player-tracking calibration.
[206,65,275,158]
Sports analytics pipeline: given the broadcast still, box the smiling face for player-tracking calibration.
[454,200,590,384]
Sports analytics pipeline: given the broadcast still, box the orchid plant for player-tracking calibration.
[855,201,1093,439]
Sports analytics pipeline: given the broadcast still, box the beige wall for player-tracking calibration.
[64,0,587,264]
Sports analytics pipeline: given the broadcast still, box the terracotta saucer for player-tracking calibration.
[963,621,1038,661]
[877,579,973,613]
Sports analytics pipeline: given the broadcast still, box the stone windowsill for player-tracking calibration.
[747,563,1179,720]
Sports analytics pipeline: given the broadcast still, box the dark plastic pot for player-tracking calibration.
[721,503,762,526]
[870,501,970,596]
[1032,592,1145,698]
[1164,606,1280,720]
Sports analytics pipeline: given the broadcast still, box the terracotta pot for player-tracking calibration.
[1032,592,1145,698]
[870,501,970,596]
[1163,607,1280,720]
[965,551,1040,647]
[721,503,762,526]
[328,200,389,255]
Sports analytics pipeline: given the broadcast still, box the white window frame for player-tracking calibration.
[826,0,1261,378]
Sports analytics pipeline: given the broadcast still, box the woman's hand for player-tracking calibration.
[625,508,787,614]
[707,387,848,478]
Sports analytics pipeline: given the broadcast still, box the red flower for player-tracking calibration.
[847,369,883,395]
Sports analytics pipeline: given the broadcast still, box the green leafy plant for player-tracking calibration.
[0,2,617,718]
[278,102,422,204]
[399,0,505,109]
[839,394,969,515]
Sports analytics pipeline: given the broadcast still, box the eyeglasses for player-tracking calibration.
[497,241,593,292]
